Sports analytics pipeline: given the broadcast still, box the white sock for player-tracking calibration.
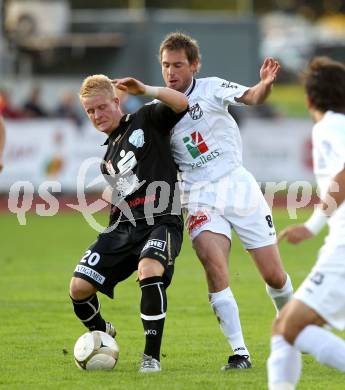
[266,273,293,313]
[209,287,250,357]
[294,325,345,371]
[267,335,301,390]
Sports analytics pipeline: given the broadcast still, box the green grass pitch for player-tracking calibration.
[1,208,344,389]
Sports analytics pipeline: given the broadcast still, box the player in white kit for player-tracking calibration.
[267,57,345,389]
[159,32,294,369]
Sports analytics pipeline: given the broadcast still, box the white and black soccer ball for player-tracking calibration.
[74,331,119,370]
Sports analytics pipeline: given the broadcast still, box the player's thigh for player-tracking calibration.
[73,227,137,299]
[138,257,165,279]
[194,230,231,292]
[192,229,230,271]
[273,299,326,343]
[70,276,98,300]
[185,210,231,290]
[295,252,345,331]
[248,244,286,287]
[138,215,183,288]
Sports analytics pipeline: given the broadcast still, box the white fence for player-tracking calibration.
[1,119,106,192]
[1,117,315,193]
[242,117,314,183]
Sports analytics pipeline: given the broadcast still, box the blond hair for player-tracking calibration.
[79,74,116,100]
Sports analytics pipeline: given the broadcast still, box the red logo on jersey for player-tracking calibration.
[183,131,209,158]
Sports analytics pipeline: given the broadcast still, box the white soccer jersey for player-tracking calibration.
[312,110,345,244]
[170,77,249,192]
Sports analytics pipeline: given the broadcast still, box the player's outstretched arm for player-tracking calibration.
[280,168,345,244]
[113,77,188,113]
[278,224,314,245]
[236,57,280,105]
[0,115,6,172]
[320,167,345,216]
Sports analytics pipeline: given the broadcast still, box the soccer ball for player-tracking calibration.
[73,331,119,370]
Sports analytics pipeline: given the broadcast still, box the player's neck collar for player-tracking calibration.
[103,115,132,145]
[185,78,196,97]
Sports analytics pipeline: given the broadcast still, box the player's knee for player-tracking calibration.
[69,277,96,300]
[265,270,287,289]
[138,258,164,280]
[272,313,300,344]
[271,314,284,334]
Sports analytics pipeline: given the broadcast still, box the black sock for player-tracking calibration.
[140,276,167,361]
[71,294,106,332]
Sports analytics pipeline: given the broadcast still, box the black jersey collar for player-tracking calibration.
[103,114,132,145]
[185,78,196,97]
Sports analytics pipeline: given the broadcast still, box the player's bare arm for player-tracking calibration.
[279,167,345,245]
[235,57,280,105]
[113,77,188,113]
[321,167,345,215]
[278,224,313,245]
[0,115,5,172]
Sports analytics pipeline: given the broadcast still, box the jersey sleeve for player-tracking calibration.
[212,77,250,107]
[144,102,188,135]
[328,127,345,172]
[314,121,345,176]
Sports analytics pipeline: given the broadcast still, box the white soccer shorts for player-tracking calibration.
[183,166,277,249]
[294,243,345,331]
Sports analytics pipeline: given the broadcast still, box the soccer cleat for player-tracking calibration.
[105,321,116,338]
[139,354,161,373]
[221,354,252,370]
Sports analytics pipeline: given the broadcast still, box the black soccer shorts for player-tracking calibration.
[73,215,183,298]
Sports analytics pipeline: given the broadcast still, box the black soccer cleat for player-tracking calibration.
[221,354,252,370]
[105,321,117,338]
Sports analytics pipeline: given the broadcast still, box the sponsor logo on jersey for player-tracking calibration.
[188,103,203,120]
[129,129,145,148]
[75,265,105,284]
[142,239,167,252]
[117,149,137,174]
[188,211,210,234]
[111,194,155,214]
[183,131,209,158]
[191,149,220,169]
[220,81,238,89]
[183,130,221,169]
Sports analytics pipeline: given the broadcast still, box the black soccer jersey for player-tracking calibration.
[101,102,187,225]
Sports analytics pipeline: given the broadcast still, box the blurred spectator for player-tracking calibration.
[0,115,5,172]
[22,86,48,118]
[0,88,24,118]
[55,91,84,128]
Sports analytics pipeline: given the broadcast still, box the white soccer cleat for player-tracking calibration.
[139,354,161,373]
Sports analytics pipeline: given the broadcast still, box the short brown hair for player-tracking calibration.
[159,32,201,71]
[303,56,345,113]
[79,74,116,100]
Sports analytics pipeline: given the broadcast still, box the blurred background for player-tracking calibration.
[1,0,345,198]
